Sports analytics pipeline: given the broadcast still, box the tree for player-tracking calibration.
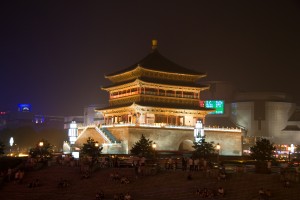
[0,141,5,156]
[29,139,54,161]
[192,135,216,159]
[130,134,155,158]
[250,138,275,162]
[80,137,103,166]
[38,128,68,152]
[250,138,276,173]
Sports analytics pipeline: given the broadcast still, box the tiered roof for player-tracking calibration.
[98,40,212,114]
[106,49,205,77]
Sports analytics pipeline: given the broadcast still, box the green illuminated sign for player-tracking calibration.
[205,100,224,114]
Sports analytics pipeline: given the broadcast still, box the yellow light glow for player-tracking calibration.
[152,142,157,149]
[39,141,44,147]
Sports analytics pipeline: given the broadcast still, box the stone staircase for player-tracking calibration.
[97,127,119,143]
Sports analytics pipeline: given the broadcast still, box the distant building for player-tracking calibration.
[202,81,300,157]
[0,104,66,154]
[232,92,299,142]
[83,104,105,126]
[64,115,84,129]
[0,104,65,130]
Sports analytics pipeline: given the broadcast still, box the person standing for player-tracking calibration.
[7,168,12,182]
[188,157,194,171]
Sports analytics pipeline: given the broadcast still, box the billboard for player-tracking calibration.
[18,104,32,112]
[200,100,224,114]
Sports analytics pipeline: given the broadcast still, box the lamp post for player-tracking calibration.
[94,142,99,164]
[39,141,44,147]
[216,143,221,163]
[288,146,291,163]
[39,141,44,160]
[152,142,157,160]
[9,137,14,155]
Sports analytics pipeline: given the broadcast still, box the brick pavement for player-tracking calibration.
[0,165,299,200]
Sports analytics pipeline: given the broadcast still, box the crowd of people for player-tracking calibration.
[113,192,133,200]
[2,154,300,199]
[0,167,25,184]
[195,186,225,198]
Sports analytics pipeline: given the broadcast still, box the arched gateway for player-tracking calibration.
[179,140,194,151]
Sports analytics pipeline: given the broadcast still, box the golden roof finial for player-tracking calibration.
[152,39,158,50]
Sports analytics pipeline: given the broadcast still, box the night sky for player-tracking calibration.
[1,0,300,116]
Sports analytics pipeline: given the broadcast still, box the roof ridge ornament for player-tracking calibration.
[152,39,158,50]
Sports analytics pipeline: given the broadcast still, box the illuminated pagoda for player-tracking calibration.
[74,40,243,155]
[98,40,212,127]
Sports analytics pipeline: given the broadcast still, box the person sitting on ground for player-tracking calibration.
[218,186,225,197]
[120,175,130,184]
[119,193,125,200]
[96,190,104,200]
[81,170,90,179]
[265,189,271,198]
[58,178,70,188]
[124,192,132,200]
[218,171,227,181]
[110,172,115,181]
[284,179,290,188]
[114,172,120,181]
[28,178,40,188]
[199,188,209,198]
[258,187,265,197]
[95,192,101,200]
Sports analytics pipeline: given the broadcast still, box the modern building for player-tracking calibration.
[232,92,300,156]
[202,81,300,157]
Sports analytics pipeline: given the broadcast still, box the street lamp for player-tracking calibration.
[39,141,44,160]
[39,141,44,147]
[9,137,14,155]
[288,146,291,162]
[216,143,221,163]
[152,142,157,159]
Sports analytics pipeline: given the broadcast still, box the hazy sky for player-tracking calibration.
[1,0,300,116]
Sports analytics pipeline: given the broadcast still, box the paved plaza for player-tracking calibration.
[0,163,299,200]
